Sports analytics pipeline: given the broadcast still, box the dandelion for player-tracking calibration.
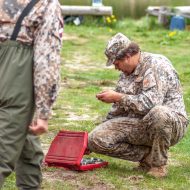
[168,31,177,37]
[106,17,111,23]
[105,15,117,28]
[106,16,110,21]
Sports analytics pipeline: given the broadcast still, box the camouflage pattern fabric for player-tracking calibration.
[107,52,188,120]
[88,52,188,167]
[105,33,131,66]
[0,0,63,119]
[89,105,188,167]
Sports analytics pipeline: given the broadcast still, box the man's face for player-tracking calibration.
[113,56,135,75]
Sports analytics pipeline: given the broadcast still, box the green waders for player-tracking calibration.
[0,1,43,189]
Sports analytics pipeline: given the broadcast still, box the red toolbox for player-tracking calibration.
[45,130,108,171]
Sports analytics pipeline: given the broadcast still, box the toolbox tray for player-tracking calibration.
[45,130,108,171]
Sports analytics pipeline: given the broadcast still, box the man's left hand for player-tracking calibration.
[96,90,124,103]
[29,119,48,136]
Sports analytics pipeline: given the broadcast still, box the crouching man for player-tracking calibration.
[88,33,188,178]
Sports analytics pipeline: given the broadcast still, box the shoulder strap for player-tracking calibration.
[10,0,39,41]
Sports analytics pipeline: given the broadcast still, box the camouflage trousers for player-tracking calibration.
[88,106,188,167]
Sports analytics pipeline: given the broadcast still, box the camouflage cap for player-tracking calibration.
[105,33,131,66]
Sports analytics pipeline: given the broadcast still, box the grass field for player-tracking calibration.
[3,17,190,190]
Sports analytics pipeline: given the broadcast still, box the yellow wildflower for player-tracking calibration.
[168,31,177,37]
[113,19,117,22]
[111,15,115,19]
[106,17,111,23]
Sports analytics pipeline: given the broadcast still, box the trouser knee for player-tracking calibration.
[88,129,112,153]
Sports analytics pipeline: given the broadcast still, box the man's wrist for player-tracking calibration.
[38,114,49,120]
[115,93,125,103]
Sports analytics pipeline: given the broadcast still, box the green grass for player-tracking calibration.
[3,18,190,189]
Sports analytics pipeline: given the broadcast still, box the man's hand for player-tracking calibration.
[29,119,48,135]
[96,90,124,103]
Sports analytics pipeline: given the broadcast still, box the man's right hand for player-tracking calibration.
[96,90,124,103]
[29,119,48,135]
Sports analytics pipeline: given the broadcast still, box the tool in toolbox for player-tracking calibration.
[45,130,108,171]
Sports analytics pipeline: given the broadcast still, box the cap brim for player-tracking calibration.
[106,58,115,66]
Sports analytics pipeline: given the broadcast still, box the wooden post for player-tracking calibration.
[61,6,113,16]
[158,6,169,25]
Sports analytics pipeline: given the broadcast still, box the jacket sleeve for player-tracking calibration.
[33,1,64,119]
[120,68,167,115]
[105,74,129,120]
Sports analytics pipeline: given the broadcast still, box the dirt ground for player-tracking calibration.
[43,167,115,190]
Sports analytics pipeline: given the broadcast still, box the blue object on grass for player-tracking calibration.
[170,15,185,31]
[92,0,103,6]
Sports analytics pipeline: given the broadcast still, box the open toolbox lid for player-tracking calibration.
[45,130,108,171]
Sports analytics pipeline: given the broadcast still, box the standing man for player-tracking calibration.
[88,33,188,178]
[0,0,63,189]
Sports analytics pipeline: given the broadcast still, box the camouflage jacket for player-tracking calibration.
[106,52,188,121]
[0,0,63,119]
